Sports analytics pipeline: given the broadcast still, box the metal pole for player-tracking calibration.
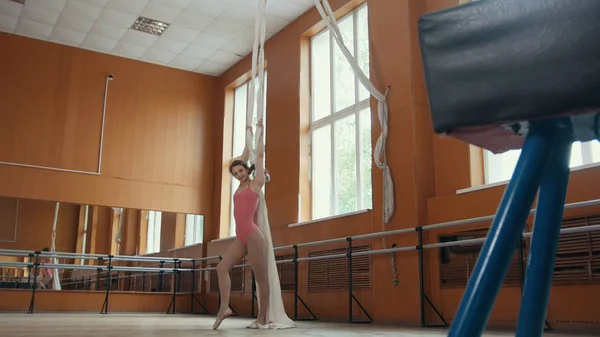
[448,119,565,337]
[293,245,299,320]
[346,237,353,323]
[28,252,40,314]
[101,255,113,314]
[418,229,425,327]
[516,127,572,337]
[191,260,195,313]
[159,261,164,292]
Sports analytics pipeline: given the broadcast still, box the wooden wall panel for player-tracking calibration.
[0,33,216,215]
[0,199,79,251]
[0,197,18,242]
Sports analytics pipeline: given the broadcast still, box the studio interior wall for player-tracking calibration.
[207,0,600,330]
[0,32,217,216]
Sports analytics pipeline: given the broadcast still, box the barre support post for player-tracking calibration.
[100,255,113,314]
[292,244,316,321]
[28,252,40,314]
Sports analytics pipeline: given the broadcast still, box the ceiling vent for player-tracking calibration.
[131,17,170,36]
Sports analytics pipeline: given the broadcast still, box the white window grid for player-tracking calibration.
[309,4,371,219]
[184,214,204,246]
[146,210,162,254]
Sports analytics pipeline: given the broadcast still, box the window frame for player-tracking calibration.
[308,3,371,220]
[483,140,600,185]
[184,214,204,246]
[146,210,162,254]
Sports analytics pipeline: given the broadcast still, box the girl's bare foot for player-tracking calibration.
[212,308,232,330]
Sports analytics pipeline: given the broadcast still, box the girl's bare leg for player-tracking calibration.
[213,239,247,330]
[246,232,270,325]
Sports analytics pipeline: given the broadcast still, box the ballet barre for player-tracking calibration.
[1,198,600,325]
[189,198,600,325]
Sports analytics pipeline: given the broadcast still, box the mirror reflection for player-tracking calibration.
[0,196,204,294]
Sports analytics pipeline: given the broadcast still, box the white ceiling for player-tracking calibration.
[0,0,315,76]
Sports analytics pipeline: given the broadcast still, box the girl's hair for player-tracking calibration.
[229,160,255,176]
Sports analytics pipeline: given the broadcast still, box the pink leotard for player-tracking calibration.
[233,187,262,244]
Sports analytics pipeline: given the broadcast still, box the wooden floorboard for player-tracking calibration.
[0,313,594,336]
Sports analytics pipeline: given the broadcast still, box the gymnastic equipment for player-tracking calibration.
[1,197,599,327]
[417,0,600,336]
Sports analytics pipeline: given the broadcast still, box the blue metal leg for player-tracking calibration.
[516,128,572,337]
[448,120,567,337]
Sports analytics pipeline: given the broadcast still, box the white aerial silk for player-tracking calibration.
[236,0,296,329]
[50,202,62,290]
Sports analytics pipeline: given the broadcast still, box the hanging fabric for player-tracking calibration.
[51,202,62,290]
[312,0,397,284]
[233,0,296,329]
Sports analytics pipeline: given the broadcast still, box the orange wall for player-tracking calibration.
[0,32,216,217]
[206,0,435,325]
[0,290,181,313]
[204,0,600,330]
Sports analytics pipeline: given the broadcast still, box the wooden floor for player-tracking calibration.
[0,313,594,336]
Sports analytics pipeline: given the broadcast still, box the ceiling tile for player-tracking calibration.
[96,9,137,29]
[105,0,149,16]
[218,7,256,27]
[160,24,199,43]
[150,0,192,10]
[49,26,86,46]
[0,13,18,33]
[173,11,213,32]
[191,32,228,50]
[0,0,24,17]
[204,19,246,39]
[121,29,158,47]
[170,54,204,70]
[266,1,308,21]
[209,50,242,65]
[266,15,289,35]
[218,27,254,55]
[63,0,103,21]
[25,0,67,13]
[285,0,315,7]
[15,18,53,39]
[55,14,94,33]
[180,44,215,59]
[141,48,177,64]
[195,60,228,76]
[140,3,181,24]
[0,0,317,75]
[112,41,148,59]
[81,34,117,53]
[88,22,127,40]
[76,0,109,6]
[186,0,227,18]
[152,36,187,54]
[20,6,60,26]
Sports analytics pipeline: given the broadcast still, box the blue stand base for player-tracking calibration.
[448,118,573,337]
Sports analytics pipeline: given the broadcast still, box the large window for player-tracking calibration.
[230,74,267,236]
[146,210,162,254]
[184,214,204,246]
[310,5,372,220]
[484,140,600,184]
